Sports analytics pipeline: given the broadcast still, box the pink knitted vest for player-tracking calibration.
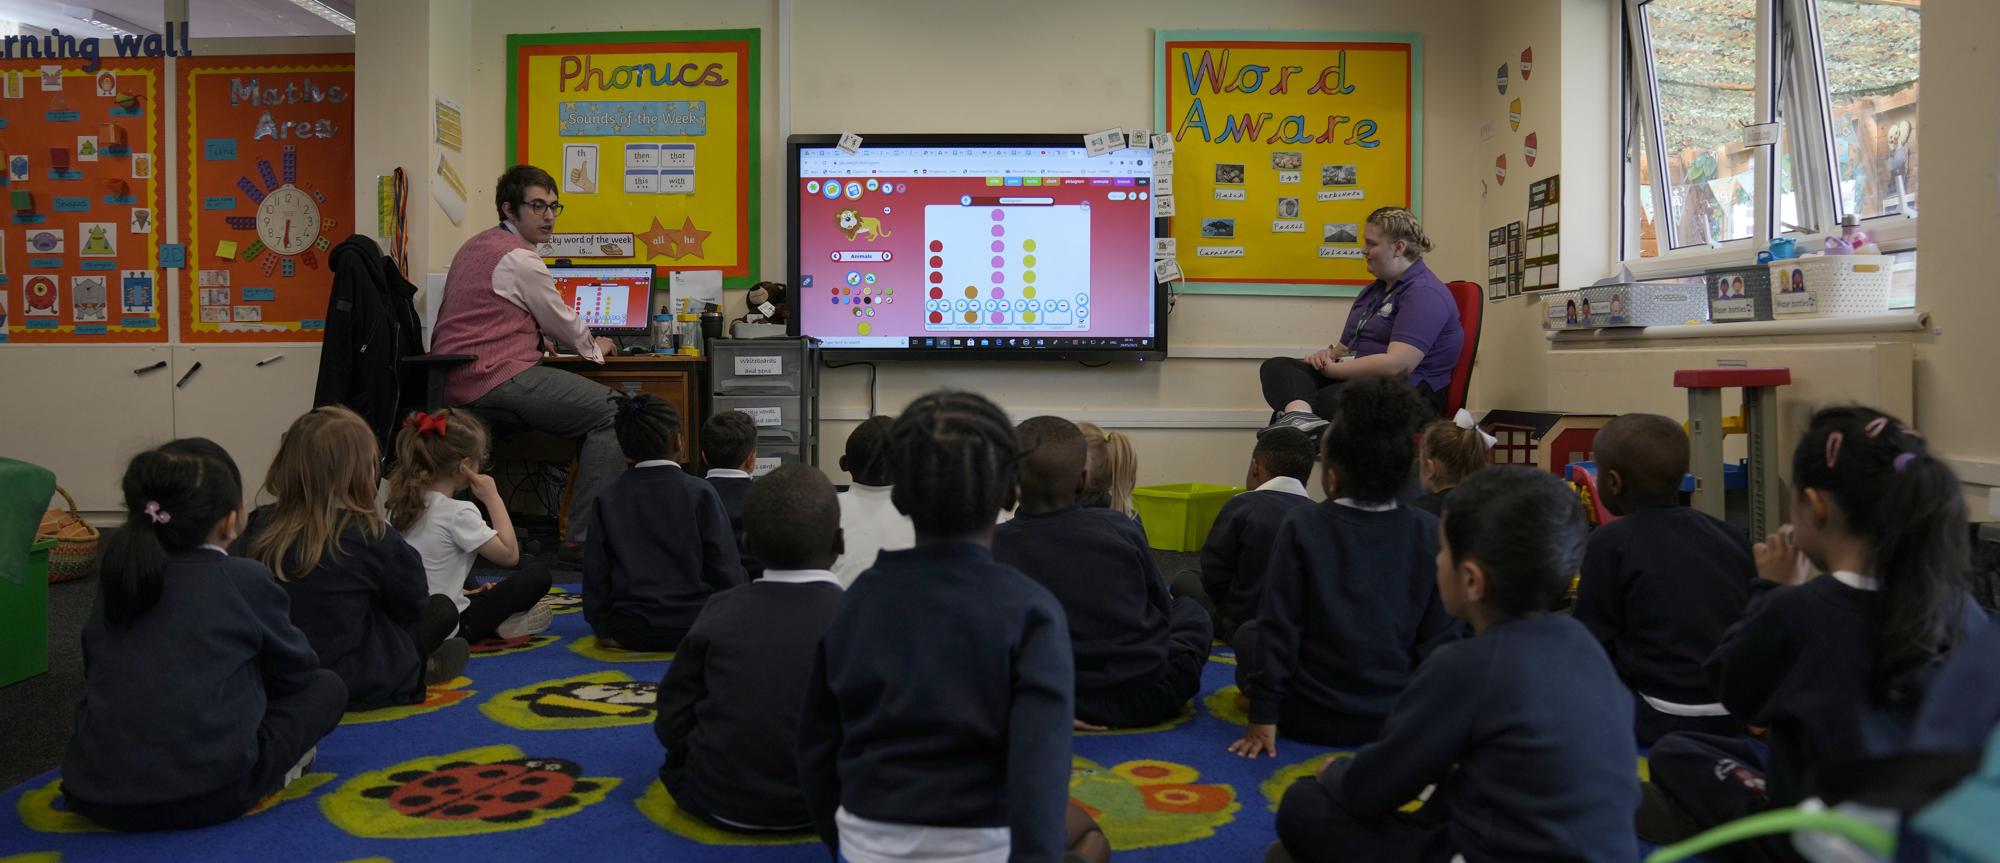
[433,226,542,405]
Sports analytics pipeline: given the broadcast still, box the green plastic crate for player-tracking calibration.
[0,539,55,686]
[1132,483,1243,552]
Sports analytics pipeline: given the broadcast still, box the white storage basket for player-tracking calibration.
[1767,255,1891,318]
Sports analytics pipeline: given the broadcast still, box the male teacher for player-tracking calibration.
[1259,207,1463,434]
[432,164,618,562]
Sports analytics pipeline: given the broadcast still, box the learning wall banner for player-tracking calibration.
[1155,31,1421,296]
[177,54,355,342]
[508,30,760,287]
[0,58,166,343]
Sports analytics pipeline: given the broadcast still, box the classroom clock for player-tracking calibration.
[257,184,320,256]
[223,146,335,275]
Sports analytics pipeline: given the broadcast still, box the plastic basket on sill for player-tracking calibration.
[1131,483,1242,552]
[1768,255,1891,318]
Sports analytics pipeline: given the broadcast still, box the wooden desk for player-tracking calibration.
[542,355,708,463]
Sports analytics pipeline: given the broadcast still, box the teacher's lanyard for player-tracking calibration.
[1352,281,1406,337]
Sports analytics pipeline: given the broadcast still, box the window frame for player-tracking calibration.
[1618,0,1918,282]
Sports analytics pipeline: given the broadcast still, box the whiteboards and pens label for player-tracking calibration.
[734,355,783,376]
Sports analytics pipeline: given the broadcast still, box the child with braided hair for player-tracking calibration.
[385,408,553,642]
[582,392,744,651]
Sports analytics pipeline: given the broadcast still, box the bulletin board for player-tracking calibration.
[0,58,166,343]
[177,54,355,343]
[1154,31,1421,296]
[507,29,759,287]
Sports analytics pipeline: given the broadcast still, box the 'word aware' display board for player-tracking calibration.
[1155,31,1421,295]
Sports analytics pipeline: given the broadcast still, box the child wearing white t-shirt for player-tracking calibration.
[386,409,552,640]
[831,416,915,587]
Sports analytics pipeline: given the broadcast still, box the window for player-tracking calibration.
[1641,0,1760,250]
[1622,0,1920,273]
[1816,0,1920,219]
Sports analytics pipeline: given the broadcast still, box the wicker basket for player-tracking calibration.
[37,485,99,583]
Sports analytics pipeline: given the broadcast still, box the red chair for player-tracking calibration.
[1442,281,1484,417]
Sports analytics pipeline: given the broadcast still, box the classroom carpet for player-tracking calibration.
[0,579,1665,863]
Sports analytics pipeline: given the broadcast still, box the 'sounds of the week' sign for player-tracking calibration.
[509,30,759,286]
[1156,31,1420,292]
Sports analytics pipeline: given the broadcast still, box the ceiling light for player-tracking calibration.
[289,0,356,33]
[60,5,156,37]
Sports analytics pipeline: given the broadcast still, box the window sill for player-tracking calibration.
[1545,310,1927,343]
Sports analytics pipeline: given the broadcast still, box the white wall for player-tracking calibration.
[786,0,1484,486]
[1912,0,2000,511]
[362,0,1486,489]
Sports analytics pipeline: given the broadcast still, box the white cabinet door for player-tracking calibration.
[0,346,176,512]
[171,345,323,505]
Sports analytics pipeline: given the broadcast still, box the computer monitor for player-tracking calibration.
[549,264,655,336]
[788,133,1166,362]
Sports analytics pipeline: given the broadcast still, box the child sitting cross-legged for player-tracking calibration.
[831,415,915,588]
[1410,410,1492,517]
[1231,378,1459,755]
[61,439,347,831]
[241,406,466,710]
[1268,466,1640,863]
[1172,426,1318,643]
[799,390,1087,862]
[701,409,759,553]
[583,393,745,652]
[995,415,1212,730]
[655,464,846,834]
[385,408,554,643]
[1573,412,1753,745]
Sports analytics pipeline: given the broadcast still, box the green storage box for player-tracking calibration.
[1132,483,1243,552]
[0,539,55,686]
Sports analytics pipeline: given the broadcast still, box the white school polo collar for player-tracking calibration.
[706,469,751,479]
[634,459,680,469]
[1830,570,1881,591]
[1255,476,1311,499]
[1333,497,1398,512]
[761,569,841,587]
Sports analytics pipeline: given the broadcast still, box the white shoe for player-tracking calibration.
[494,599,556,639]
[284,746,317,787]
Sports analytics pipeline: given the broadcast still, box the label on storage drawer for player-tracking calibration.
[753,456,782,477]
[741,406,783,427]
[734,354,783,376]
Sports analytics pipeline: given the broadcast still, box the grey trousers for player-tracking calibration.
[468,364,623,542]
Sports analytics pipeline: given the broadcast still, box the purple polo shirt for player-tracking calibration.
[1337,259,1464,392]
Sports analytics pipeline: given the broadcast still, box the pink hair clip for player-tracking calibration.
[143,500,171,524]
[1864,417,1891,438]
[1825,431,1844,469]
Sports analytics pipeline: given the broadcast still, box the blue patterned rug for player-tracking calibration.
[0,580,1661,862]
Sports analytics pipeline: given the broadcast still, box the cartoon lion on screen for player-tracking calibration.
[836,208,891,242]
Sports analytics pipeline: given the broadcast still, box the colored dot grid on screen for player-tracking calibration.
[920,205,1092,332]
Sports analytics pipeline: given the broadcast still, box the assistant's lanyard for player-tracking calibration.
[1351,280,1407,337]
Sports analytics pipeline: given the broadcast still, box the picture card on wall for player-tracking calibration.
[77,223,117,257]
